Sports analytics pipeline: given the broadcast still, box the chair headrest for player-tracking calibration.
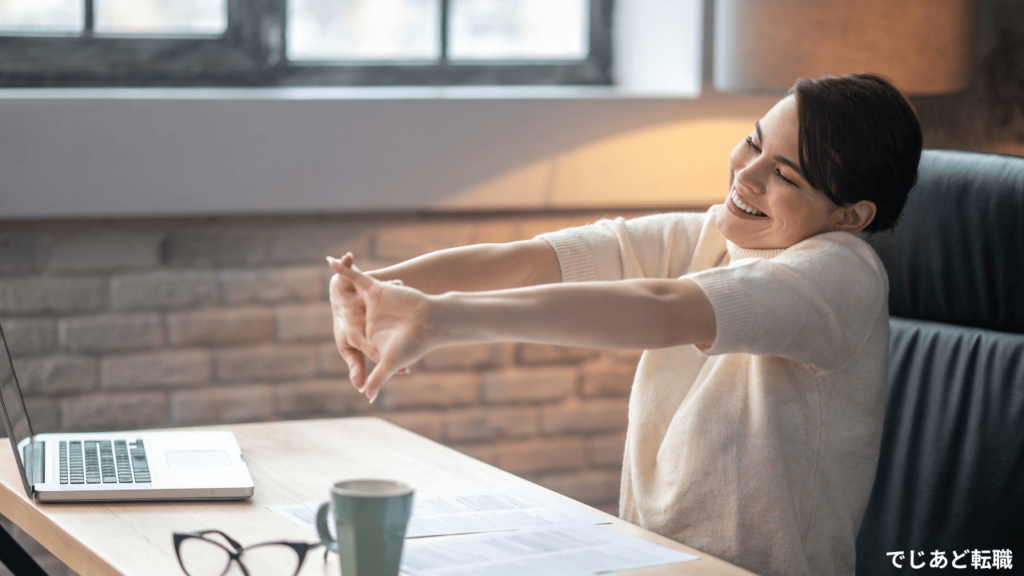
[867,150,1024,334]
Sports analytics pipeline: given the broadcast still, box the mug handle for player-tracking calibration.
[315,501,339,554]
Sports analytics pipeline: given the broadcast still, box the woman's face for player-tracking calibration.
[717,95,844,250]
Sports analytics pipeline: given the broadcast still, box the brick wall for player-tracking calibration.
[0,207,680,576]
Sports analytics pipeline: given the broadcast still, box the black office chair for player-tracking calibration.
[857,150,1024,574]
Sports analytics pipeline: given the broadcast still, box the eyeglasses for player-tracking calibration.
[173,530,325,576]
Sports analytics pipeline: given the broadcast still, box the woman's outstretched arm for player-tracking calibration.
[367,239,562,293]
[330,255,716,403]
[330,240,561,390]
[433,279,716,351]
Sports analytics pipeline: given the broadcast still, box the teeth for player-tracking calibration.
[731,192,765,216]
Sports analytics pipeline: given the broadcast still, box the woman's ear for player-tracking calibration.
[832,200,877,234]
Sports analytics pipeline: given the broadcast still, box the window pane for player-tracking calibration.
[288,0,440,62]
[94,0,227,35]
[0,0,82,34]
[449,0,587,61]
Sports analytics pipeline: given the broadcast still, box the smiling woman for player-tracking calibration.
[719,74,922,249]
[327,73,924,576]
[719,96,853,249]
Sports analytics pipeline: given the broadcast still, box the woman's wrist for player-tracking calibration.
[426,291,475,348]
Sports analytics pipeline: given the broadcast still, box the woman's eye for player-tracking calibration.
[774,168,796,186]
[745,136,761,153]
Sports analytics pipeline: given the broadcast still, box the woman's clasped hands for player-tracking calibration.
[327,253,433,403]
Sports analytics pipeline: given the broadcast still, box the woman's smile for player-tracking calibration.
[728,190,768,218]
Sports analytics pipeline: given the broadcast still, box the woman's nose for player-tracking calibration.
[734,161,768,194]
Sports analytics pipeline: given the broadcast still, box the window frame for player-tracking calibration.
[0,0,613,87]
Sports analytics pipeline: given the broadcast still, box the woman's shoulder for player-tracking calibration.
[783,230,889,286]
[590,206,719,246]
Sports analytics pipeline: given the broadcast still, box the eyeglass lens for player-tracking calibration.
[178,537,232,576]
[178,536,304,576]
[235,543,303,576]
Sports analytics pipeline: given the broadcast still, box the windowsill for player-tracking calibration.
[0,84,781,220]
[0,84,712,101]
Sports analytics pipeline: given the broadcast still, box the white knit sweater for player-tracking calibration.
[539,205,889,576]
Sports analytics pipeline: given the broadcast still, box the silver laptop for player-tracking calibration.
[0,321,254,502]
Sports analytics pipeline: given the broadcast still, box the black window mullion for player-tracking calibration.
[84,0,94,35]
[439,0,450,63]
[585,0,613,82]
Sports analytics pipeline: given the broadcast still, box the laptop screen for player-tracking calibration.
[0,322,34,466]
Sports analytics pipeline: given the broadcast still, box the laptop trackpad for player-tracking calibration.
[166,450,232,468]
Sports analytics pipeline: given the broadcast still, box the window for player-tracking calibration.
[0,0,612,87]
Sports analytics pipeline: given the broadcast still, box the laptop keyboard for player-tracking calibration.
[59,439,150,485]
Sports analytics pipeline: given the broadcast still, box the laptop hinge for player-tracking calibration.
[23,440,44,489]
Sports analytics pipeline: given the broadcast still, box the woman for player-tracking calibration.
[327,73,922,576]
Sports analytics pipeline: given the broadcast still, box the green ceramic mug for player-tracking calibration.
[316,479,415,576]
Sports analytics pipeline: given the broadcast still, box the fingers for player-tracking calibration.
[328,275,353,318]
[339,346,367,392]
[328,252,362,274]
[327,254,375,291]
[363,360,399,404]
[328,262,378,367]
[327,255,356,298]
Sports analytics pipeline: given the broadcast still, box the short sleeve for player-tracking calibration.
[687,233,888,371]
[537,210,711,283]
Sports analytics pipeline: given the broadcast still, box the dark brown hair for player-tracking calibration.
[789,74,923,233]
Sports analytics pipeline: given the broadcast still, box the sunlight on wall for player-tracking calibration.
[439,118,756,209]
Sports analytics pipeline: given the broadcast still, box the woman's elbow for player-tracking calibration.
[651,279,717,348]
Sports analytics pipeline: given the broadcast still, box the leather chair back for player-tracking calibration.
[857,150,1024,573]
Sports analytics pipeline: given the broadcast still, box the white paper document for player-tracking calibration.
[267,487,608,539]
[400,523,699,576]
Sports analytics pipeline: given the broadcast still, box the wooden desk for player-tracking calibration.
[0,418,755,576]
